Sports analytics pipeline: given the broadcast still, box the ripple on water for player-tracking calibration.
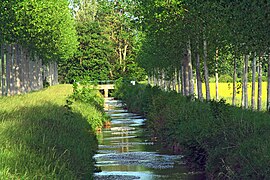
[103,136,138,140]
[111,119,145,125]
[95,152,184,169]
[110,113,135,117]
[94,171,153,180]
[96,99,205,180]
[110,127,136,131]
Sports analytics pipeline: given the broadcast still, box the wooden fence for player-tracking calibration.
[0,44,58,96]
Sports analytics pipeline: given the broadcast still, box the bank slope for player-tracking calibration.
[0,84,103,179]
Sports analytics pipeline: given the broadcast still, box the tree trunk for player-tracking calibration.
[203,40,210,100]
[6,44,11,96]
[38,59,43,89]
[181,64,185,95]
[1,44,5,96]
[13,44,18,94]
[22,48,27,93]
[119,47,122,66]
[242,54,249,109]
[215,49,219,101]
[172,68,177,91]
[258,56,262,111]
[267,53,270,111]
[187,40,194,96]
[10,44,15,95]
[122,44,128,72]
[33,59,38,90]
[55,62,58,85]
[14,45,19,94]
[153,69,157,86]
[29,60,34,91]
[177,68,181,93]
[25,50,30,92]
[251,53,256,110]
[183,53,189,96]
[162,70,166,91]
[195,47,203,101]
[147,74,151,85]
[232,56,237,106]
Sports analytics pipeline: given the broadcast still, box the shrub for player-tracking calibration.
[219,74,233,83]
[115,83,270,179]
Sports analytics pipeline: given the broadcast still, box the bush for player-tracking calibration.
[219,74,233,83]
[115,84,270,179]
[67,83,109,131]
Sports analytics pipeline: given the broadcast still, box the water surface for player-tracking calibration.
[94,98,204,180]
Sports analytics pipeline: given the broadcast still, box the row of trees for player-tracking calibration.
[134,0,270,111]
[59,0,146,83]
[0,44,58,96]
[0,0,77,95]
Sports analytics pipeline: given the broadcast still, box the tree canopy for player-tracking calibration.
[59,0,146,83]
[0,0,78,62]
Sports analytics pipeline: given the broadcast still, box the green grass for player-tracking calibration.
[115,82,270,179]
[0,84,104,179]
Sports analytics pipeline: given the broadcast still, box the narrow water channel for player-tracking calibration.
[94,98,204,180]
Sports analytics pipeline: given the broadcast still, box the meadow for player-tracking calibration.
[0,84,105,179]
[202,82,268,108]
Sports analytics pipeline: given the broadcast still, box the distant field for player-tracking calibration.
[145,81,268,109]
[201,82,268,109]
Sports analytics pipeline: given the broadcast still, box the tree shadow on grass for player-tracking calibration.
[0,102,98,179]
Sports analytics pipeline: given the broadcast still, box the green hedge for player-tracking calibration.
[115,82,270,179]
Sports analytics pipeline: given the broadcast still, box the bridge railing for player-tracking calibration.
[88,80,116,85]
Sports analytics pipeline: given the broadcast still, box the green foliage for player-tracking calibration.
[0,85,100,179]
[218,74,233,83]
[59,0,146,83]
[134,0,270,83]
[69,83,104,112]
[0,0,78,62]
[116,83,270,179]
[67,82,109,130]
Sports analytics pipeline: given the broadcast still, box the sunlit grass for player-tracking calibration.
[201,82,267,108]
[0,84,100,179]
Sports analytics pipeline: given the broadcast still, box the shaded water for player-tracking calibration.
[94,98,204,180]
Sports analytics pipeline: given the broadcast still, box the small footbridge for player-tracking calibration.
[88,81,115,98]
[90,80,136,98]
[97,84,115,98]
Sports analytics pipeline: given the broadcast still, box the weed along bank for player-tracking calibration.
[114,82,270,179]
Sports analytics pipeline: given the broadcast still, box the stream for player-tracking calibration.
[94,98,204,180]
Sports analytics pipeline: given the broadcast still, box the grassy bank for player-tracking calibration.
[0,84,106,179]
[115,82,270,179]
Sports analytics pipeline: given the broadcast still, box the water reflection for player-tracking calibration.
[94,98,204,180]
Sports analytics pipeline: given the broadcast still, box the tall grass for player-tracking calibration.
[115,82,270,179]
[0,84,105,179]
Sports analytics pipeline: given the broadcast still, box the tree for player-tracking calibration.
[0,0,78,62]
[59,0,145,83]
